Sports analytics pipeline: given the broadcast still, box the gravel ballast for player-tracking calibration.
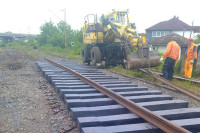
[0,48,78,133]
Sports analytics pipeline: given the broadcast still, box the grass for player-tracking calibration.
[151,55,200,78]
[172,79,200,94]
[1,42,82,61]
[151,52,164,72]
[0,48,3,53]
[38,45,82,60]
[109,65,200,95]
[109,66,154,82]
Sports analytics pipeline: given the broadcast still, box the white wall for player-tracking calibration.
[157,45,166,53]
[172,31,194,38]
[152,45,182,61]
[151,45,166,53]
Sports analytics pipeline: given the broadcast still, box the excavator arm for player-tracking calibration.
[102,11,146,51]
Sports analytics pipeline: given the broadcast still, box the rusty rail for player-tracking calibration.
[45,58,191,133]
[139,68,200,102]
[109,70,176,91]
[149,69,200,84]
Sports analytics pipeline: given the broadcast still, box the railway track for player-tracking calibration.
[37,59,200,133]
[139,68,200,102]
[146,69,200,84]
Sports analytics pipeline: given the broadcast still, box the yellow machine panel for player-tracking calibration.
[82,16,104,44]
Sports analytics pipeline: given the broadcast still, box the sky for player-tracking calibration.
[0,0,199,34]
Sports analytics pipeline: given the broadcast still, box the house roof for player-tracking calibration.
[192,26,200,32]
[146,16,200,31]
[149,33,187,46]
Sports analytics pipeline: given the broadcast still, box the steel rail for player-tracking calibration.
[45,58,191,133]
[109,69,176,91]
[148,69,200,84]
[139,68,200,102]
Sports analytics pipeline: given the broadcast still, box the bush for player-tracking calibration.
[0,43,6,47]
[174,58,182,74]
[192,69,200,77]
[151,51,164,72]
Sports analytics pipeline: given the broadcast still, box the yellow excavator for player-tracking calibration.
[82,10,160,69]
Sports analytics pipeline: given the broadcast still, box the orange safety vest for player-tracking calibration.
[163,41,180,61]
[185,43,197,61]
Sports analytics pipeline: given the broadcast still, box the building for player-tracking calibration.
[146,16,200,42]
[149,33,200,71]
[0,32,37,42]
[149,33,187,53]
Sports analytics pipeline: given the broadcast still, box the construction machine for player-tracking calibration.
[82,10,161,69]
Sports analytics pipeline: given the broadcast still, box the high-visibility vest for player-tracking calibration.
[185,43,197,61]
[163,41,180,61]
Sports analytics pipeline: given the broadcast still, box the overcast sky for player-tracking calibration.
[0,0,199,34]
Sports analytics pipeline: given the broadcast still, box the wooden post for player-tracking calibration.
[196,46,200,69]
[180,45,187,72]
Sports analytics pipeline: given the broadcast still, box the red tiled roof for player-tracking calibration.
[146,16,191,31]
[149,33,187,46]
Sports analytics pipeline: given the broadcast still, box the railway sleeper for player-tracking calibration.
[37,61,200,133]
[59,87,148,97]
[54,81,132,86]
[81,118,200,133]
[78,108,200,129]
[66,95,173,108]
[60,87,149,101]
[71,100,188,120]
[64,90,161,99]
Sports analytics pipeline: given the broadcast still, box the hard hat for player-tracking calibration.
[171,36,177,41]
[188,38,193,41]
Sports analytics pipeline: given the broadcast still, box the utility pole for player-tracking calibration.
[49,9,67,48]
[61,8,67,48]
[190,21,194,38]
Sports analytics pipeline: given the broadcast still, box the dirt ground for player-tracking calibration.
[0,48,78,133]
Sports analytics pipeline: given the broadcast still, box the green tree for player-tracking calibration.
[194,34,200,44]
[37,20,83,53]
[38,21,60,46]
[26,36,35,45]
[99,14,105,23]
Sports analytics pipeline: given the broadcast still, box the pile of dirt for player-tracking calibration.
[0,48,26,70]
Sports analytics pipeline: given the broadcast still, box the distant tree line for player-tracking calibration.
[37,21,83,50]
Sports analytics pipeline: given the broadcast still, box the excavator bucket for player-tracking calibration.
[126,47,161,69]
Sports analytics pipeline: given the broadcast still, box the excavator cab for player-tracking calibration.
[107,11,130,26]
[82,14,103,44]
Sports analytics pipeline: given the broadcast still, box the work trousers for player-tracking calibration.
[184,60,193,78]
[162,57,176,81]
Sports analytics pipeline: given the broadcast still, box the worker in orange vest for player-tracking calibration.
[184,38,197,78]
[162,36,180,81]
